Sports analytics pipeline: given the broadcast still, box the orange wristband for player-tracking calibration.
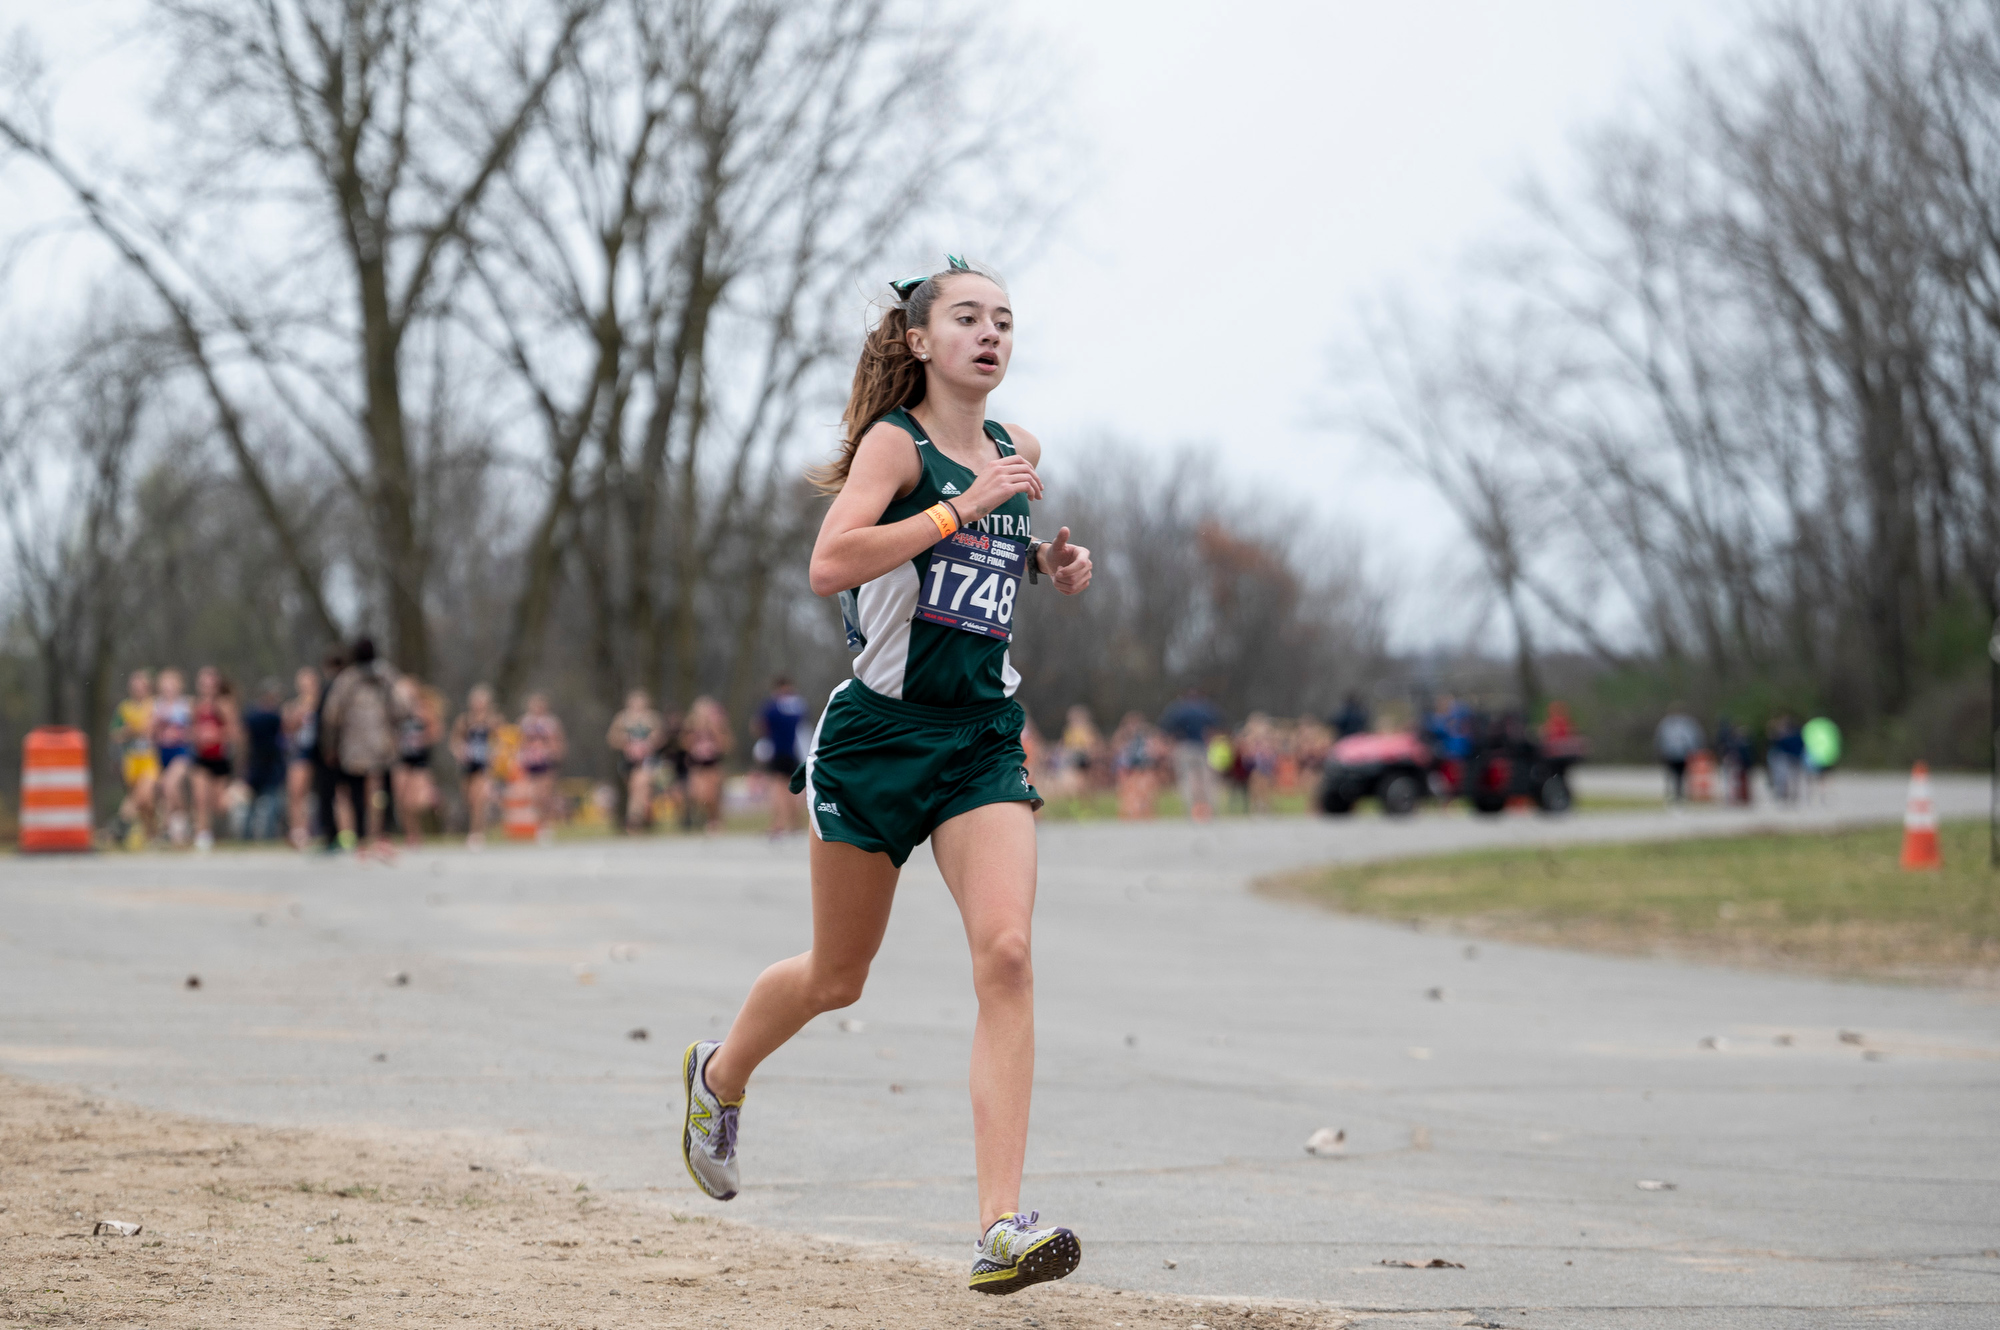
[923,501,958,539]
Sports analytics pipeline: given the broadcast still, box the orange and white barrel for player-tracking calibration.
[21,726,92,852]
[502,779,539,841]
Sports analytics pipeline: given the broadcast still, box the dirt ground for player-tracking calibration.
[0,1076,1352,1330]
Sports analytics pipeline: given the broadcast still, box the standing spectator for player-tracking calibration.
[310,649,349,852]
[450,684,501,848]
[323,638,401,859]
[754,678,808,836]
[680,696,733,833]
[1159,687,1222,821]
[188,667,242,852]
[607,689,665,834]
[1767,713,1806,804]
[1655,703,1704,802]
[1801,715,1842,803]
[1714,716,1754,806]
[283,666,323,849]
[1330,692,1370,739]
[243,679,288,840]
[516,692,568,842]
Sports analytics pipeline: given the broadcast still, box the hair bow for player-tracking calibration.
[890,254,972,302]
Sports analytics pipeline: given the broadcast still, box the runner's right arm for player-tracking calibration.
[808,421,1042,596]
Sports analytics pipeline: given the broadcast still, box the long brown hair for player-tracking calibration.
[814,261,1001,493]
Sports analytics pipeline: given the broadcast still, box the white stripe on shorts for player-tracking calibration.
[803,679,849,841]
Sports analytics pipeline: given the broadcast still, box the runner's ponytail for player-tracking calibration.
[815,260,1000,494]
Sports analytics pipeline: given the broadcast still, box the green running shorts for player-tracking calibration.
[791,679,1043,867]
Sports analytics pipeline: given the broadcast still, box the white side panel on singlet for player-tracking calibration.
[850,561,921,699]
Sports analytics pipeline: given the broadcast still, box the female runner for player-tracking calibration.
[152,668,194,845]
[681,257,1093,1295]
[516,693,566,842]
[450,685,500,848]
[188,667,242,852]
[679,697,733,833]
[606,690,664,833]
[391,676,443,846]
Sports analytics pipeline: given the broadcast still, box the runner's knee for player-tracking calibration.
[806,962,869,1011]
[972,929,1033,997]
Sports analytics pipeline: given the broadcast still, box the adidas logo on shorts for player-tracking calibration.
[818,800,840,816]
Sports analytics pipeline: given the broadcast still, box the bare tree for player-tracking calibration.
[3,1,604,676]
[0,318,166,792]
[479,0,1050,707]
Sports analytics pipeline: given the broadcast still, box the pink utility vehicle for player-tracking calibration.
[1316,718,1585,817]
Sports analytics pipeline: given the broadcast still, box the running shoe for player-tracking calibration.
[681,1040,741,1200]
[969,1211,1081,1295]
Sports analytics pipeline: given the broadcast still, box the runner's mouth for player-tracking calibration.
[973,353,999,369]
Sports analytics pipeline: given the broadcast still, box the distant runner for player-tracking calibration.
[112,669,159,848]
[516,693,566,843]
[451,685,501,848]
[188,667,241,853]
[681,257,1094,1296]
[607,690,665,834]
[151,668,194,846]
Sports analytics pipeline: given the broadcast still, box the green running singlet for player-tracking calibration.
[837,407,1034,709]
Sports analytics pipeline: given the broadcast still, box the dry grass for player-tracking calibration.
[1262,820,2000,983]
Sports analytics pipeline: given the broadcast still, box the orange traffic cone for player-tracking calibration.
[1899,761,1941,870]
[1688,749,1716,802]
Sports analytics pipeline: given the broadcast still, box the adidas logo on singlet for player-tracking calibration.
[939,481,960,495]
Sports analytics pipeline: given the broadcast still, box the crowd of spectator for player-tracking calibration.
[105,642,817,855]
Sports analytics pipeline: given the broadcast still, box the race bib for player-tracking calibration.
[914,528,1025,641]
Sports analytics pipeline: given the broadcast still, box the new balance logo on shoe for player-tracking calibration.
[940,481,960,495]
[818,801,839,816]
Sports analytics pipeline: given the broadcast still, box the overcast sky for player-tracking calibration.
[11,0,1742,647]
[994,0,1738,645]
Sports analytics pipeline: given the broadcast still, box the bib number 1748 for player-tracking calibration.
[914,529,1025,641]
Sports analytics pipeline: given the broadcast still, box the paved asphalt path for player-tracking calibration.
[2,771,1997,1327]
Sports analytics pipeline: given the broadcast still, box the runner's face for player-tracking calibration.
[129,672,150,699]
[296,669,316,698]
[912,276,1011,392]
[197,668,218,699]
[159,672,182,699]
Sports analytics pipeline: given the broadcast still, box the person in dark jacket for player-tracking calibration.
[243,680,288,839]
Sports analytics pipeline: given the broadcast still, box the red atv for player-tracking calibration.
[1317,718,1583,817]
